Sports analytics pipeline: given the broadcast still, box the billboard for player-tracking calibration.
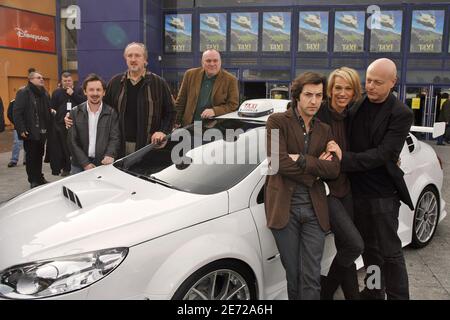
[298,12,328,52]
[200,13,227,52]
[410,10,444,53]
[164,14,192,52]
[230,12,258,52]
[262,12,291,52]
[0,6,56,53]
[334,11,365,52]
[370,10,403,52]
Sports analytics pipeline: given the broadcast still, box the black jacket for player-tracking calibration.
[315,100,333,126]
[67,102,121,168]
[7,100,15,124]
[438,99,450,123]
[104,71,176,156]
[341,93,414,210]
[13,84,51,141]
[51,87,86,125]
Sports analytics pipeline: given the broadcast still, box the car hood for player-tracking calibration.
[0,165,228,270]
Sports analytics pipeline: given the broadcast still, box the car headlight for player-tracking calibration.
[0,247,128,299]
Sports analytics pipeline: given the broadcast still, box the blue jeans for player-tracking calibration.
[271,205,325,300]
[10,130,23,163]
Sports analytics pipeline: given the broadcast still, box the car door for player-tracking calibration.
[248,176,287,300]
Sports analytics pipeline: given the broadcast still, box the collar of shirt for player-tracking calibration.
[203,72,218,81]
[293,105,315,132]
[87,101,103,115]
[127,70,146,85]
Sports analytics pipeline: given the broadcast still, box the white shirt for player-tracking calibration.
[86,102,103,158]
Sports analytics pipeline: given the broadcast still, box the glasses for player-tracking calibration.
[32,76,44,80]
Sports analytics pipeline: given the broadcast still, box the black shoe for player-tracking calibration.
[437,142,445,145]
[61,170,70,177]
[23,161,26,165]
[52,171,60,176]
[360,287,385,300]
[7,161,17,168]
[40,178,49,185]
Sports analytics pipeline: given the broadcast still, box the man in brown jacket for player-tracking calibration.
[265,72,340,300]
[175,49,239,127]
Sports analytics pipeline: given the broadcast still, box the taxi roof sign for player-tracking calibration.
[237,99,289,118]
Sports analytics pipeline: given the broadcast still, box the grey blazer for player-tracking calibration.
[68,102,120,167]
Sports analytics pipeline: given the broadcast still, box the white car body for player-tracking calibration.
[0,99,446,300]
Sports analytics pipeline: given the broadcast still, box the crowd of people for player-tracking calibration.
[6,44,237,187]
[2,41,417,300]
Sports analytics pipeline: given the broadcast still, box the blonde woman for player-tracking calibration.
[316,67,364,300]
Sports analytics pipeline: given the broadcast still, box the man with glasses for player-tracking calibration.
[13,71,52,188]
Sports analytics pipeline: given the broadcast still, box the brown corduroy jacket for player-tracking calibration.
[264,108,340,231]
[175,67,239,126]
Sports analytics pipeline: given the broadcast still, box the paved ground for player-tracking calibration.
[403,142,450,299]
[0,128,449,299]
[0,128,13,153]
[0,128,63,202]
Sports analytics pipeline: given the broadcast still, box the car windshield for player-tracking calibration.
[113,119,266,194]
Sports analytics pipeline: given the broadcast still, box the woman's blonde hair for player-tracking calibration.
[327,67,362,102]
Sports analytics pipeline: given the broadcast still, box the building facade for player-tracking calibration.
[0,0,60,125]
[72,0,450,128]
[2,0,449,128]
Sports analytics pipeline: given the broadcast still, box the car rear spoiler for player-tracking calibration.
[410,121,445,138]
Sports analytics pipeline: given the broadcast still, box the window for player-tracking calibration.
[114,119,266,195]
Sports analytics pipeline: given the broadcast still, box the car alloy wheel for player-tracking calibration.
[172,260,257,300]
[411,186,439,248]
[182,269,251,300]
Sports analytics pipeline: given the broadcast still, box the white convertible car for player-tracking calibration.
[0,99,446,300]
